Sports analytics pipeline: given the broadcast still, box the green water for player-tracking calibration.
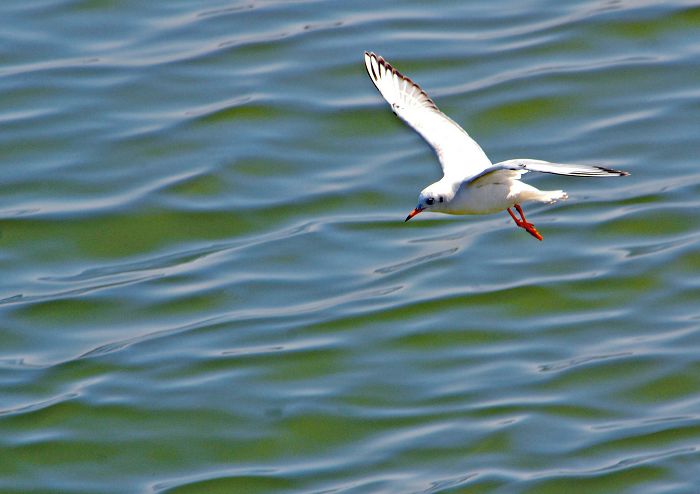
[1,1,700,492]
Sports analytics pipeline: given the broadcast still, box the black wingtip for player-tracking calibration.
[605,167,630,177]
[364,51,379,62]
[592,165,631,177]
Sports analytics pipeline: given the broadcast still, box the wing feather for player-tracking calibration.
[466,159,629,187]
[364,52,491,180]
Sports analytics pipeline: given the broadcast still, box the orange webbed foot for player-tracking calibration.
[522,222,543,241]
[507,205,544,241]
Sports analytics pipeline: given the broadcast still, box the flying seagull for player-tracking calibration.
[364,52,629,240]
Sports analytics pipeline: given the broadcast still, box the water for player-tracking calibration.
[1,0,700,492]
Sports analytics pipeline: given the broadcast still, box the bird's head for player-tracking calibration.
[405,182,453,221]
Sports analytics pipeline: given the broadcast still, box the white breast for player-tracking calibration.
[445,183,516,215]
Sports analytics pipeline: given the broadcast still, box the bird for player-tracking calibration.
[363,52,629,241]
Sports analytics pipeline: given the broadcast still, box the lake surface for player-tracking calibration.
[1,0,700,492]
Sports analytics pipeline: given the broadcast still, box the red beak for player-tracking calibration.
[405,207,423,222]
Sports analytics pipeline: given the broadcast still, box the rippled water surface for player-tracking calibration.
[2,1,700,492]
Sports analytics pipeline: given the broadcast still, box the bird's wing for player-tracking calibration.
[364,52,492,180]
[466,158,629,186]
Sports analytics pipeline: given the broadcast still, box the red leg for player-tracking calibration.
[507,204,543,241]
[507,207,519,224]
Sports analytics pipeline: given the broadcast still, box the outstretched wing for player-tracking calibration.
[466,158,629,186]
[364,52,491,180]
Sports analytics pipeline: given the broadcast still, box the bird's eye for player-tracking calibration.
[426,197,434,205]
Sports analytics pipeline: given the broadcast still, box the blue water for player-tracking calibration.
[1,1,700,492]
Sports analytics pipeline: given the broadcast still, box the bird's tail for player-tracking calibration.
[538,190,568,204]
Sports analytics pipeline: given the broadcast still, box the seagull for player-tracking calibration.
[363,52,629,240]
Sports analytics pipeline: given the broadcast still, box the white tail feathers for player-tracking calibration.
[540,190,568,204]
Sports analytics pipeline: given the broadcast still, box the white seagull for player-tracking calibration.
[364,52,629,240]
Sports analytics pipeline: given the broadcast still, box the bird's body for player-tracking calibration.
[418,171,566,216]
[363,52,628,240]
